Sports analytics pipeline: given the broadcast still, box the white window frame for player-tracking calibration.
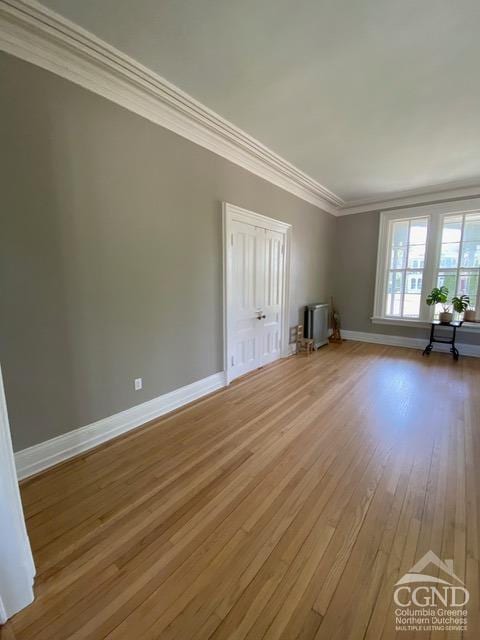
[372,198,480,327]
[433,211,480,313]
[373,209,432,322]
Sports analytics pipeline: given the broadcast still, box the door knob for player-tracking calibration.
[256,313,266,319]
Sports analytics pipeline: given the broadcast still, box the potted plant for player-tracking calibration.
[452,294,470,320]
[464,302,477,323]
[426,286,452,323]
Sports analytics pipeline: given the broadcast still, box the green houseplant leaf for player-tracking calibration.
[426,286,448,307]
[452,294,470,313]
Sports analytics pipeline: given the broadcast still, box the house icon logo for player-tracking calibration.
[394,550,469,609]
[396,550,463,587]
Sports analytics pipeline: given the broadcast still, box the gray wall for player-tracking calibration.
[0,53,335,451]
[334,211,480,344]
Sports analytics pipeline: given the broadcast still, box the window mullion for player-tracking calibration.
[476,267,480,311]
[456,214,466,298]
[400,221,411,317]
[422,213,440,322]
[399,268,406,317]
[390,271,396,316]
[385,272,389,316]
[379,223,393,318]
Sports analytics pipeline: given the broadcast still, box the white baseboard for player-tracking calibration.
[15,371,226,480]
[342,329,480,358]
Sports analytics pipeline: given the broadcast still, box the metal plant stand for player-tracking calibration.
[422,320,463,360]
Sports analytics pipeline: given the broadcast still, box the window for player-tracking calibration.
[435,212,480,315]
[373,201,480,323]
[383,216,428,319]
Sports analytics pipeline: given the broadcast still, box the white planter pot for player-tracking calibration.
[464,309,477,322]
[439,311,453,323]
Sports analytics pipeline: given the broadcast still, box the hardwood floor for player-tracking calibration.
[2,341,479,639]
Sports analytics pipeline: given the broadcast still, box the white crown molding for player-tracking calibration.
[14,371,226,480]
[0,0,344,215]
[342,329,480,357]
[339,183,480,216]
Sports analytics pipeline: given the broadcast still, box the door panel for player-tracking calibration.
[228,219,285,381]
[230,221,263,378]
[261,230,284,364]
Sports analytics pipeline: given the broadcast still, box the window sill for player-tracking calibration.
[371,317,480,332]
[371,317,428,329]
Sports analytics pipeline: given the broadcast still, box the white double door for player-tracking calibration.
[230,219,285,380]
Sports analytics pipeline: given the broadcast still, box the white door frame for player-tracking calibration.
[0,364,35,622]
[223,202,292,384]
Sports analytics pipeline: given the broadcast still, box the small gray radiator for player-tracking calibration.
[304,303,329,349]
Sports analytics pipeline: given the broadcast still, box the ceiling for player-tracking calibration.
[41,0,480,204]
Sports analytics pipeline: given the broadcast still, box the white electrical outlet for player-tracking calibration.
[134,378,143,391]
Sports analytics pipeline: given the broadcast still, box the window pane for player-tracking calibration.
[437,271,457,289]
[458,271,479,308]
[463,214,480,242]
[439,243,460,268]
[435,271,457,319]
[403,294,421,318]
[390,247,407,269]
[386,271,404,316]
[441,216,462,243]
[405,271,423,294]
[437,271,457,294]
[461,241,480,267]
[404,270,423,318]
[407,244,425,269]
[392,220,409,247]
[409,218,428,245]
[433,272,453,320]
